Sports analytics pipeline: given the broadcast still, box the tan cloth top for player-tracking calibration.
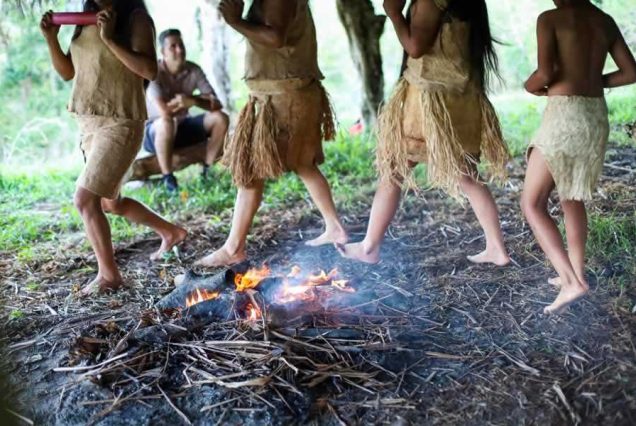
[244,0,323,81]
[69,24,147,121]
[403,0,472,92]
[146,60,217,121]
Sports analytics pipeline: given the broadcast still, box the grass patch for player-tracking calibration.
[587,212,636,275]
[0,132,377,255]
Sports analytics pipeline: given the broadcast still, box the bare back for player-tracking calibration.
[541,4,617,96]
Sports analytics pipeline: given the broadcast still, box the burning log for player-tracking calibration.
[156,269,236,310]
[155,264,362,327]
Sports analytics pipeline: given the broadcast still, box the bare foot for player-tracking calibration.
[305,227,349,247]
[335,241,380,264]
[150,226,188,261]
[548,277,561,287]
[194,246,247,268]
[544,281,589,315]
[79,275,123,298]
[467,249,511,266]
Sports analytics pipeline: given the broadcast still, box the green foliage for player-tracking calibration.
[9,310,24,320]
[0,134,377,253]
[587,212,636,271]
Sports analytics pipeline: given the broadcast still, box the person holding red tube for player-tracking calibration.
[40,0,187,296]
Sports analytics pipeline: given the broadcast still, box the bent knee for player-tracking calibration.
[206,111,229,129]
[101,198,124,215]
[74,189,101,214]
[520,194,544,218]
[154,117,177,133]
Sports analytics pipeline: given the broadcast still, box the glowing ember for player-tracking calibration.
[307,268,338,285]
[287,265,302,278]
[246,303,261,321]
[331,280,355,293]
[234,265,271,292]
[185,288,220,308]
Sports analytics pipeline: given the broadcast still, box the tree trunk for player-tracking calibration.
[199,0,233,114]
[336,0,386,127]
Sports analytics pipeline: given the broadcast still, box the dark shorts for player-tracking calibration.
[143,114,208,154]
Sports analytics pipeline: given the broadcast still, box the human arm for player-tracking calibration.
[218,0,294,49]
[40,11,75,81]
[98,9,158,80]
[169,67,223,113]
[384,0,442,59]
[524,12,557,94]
[167,94,223,114]
[603,19,636,88]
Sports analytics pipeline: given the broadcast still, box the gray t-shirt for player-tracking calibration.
[146,60,217,121]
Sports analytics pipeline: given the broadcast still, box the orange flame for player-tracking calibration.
[332,280,356,293]
[307,268,338,285]
[234,266,271,292]
[185,288,220,308]
[287,265,302,278]
[246,303,261,321]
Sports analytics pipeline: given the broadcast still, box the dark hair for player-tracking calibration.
[159,29,182,48]
[72,0,153,45]
[446,0,501,90]
[400,0,501,90]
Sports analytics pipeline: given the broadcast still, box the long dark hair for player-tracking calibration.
[400,0,501,90]
[446,0,501,90]
[71,0,153,44]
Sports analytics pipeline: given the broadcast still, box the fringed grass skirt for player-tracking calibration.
[222,78,335,188]
[528,96,609,201]
[376,78,509,199]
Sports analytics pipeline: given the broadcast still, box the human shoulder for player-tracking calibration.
[600,11,619,41]
[414,0,446,13]
[184,61,206,76]
[411,0,444,21]
[537,8,559,25]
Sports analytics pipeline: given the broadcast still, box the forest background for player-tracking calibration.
[0,0,634,255]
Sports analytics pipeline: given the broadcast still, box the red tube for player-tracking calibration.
[51,12,98,26]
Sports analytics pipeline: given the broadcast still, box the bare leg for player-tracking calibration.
[548,201,588,287]
[203,111,229,166]
[521,150,588,314]
[152,117,177,175]
[74,187,123,296]
[562,200,588,279]
[195,180,265,267]
[101,197,187,261]
[460,173,511,266]
[295,165,348,246]
[337,178,402,264]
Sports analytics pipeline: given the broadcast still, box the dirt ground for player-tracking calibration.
[1,146,635,425]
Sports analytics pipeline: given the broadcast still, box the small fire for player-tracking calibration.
[234,265,271,292]
[246,303,261,321]
[332,280,355,293]
[185,288,220,308]
[184,265,355,310]
[307,268,338,284]
[287,265,302,278]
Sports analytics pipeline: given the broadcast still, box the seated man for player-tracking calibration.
[144,28,229,191]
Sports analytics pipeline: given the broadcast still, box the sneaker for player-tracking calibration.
[162,173,179,192]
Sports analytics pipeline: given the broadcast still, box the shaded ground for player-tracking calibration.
[1,145,635,425]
